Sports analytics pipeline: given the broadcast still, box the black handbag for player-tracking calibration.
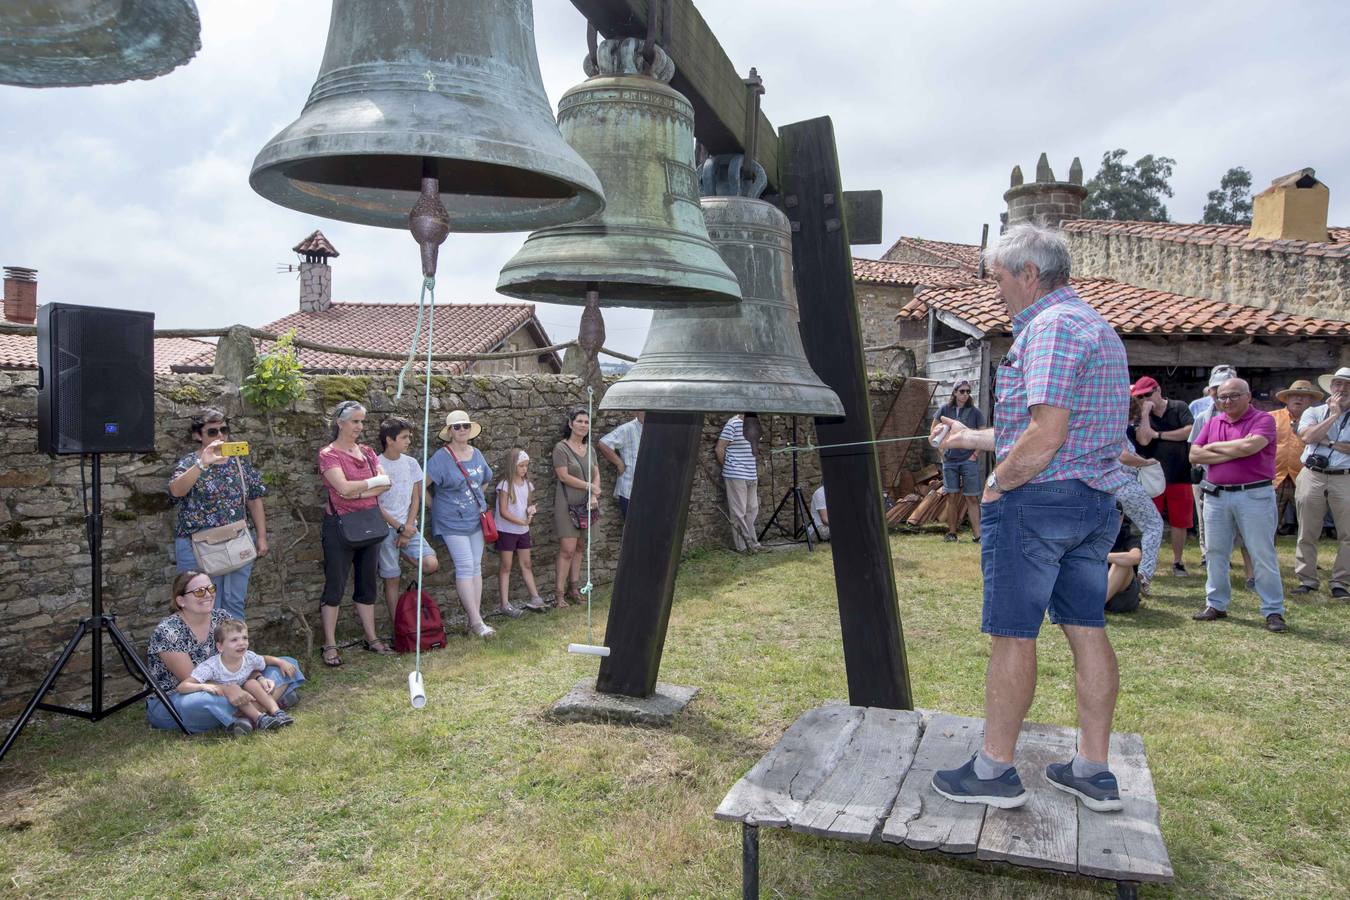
[330,451,387,547]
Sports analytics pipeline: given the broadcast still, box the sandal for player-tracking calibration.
[523,596,548,612]
[362,638,396,655]
[322,645,342,667]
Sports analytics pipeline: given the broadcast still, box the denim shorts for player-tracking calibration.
[377,527,435,579]
[942,459,981,496]
[980,479,1119,638]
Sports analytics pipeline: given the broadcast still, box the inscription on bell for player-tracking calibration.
[665,161,699,205]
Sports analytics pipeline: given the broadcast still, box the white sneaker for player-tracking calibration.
[472,622,497,639]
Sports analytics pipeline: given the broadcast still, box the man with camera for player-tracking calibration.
[1292,367,1350,599]
[1189,377,1286,632]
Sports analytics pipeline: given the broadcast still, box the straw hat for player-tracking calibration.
[1274,380,1324,403]
[438,409,481,442]
[1317,366,1350,394]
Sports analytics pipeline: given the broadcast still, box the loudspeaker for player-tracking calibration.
[37,303,155,455]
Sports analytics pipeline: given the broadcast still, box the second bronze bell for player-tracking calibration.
[496,37,741,309]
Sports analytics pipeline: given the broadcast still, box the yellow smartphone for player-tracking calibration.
[219,441,250,457]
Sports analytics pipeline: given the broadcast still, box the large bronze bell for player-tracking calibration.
[495,38,741,308]
[602,187,844,416]
[0,0,200,87]
[250,0,604,233]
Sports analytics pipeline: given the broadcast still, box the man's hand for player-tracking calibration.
[1333,441,1350,455]
[396,532,411,549]
[981,487,1003,504]
[933,416,970,450]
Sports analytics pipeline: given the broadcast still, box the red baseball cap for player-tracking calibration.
[1130,376,1160,397]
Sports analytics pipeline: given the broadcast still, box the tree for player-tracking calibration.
[1082,149,1176,221]
[1202,166,1253,224]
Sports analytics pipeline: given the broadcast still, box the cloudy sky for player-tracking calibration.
[3,0,1348,357]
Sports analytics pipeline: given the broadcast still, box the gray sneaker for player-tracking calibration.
[931,755,1028,809]
[226,719,253,738]
[1045,761,1123,812]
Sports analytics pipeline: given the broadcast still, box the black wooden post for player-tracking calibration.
[780,116,913,710]
[595,411,703,697]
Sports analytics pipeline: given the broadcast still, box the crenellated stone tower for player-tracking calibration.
[1002,153,1087,230]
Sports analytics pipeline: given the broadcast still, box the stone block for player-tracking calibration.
[548,679,699,727]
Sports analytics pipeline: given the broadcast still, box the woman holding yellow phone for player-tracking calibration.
[167,407,269,619]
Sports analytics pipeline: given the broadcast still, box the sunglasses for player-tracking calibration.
[184,584,217,598]
[204,426,230,437]
[955,389,971,395]
[451,423,473,431]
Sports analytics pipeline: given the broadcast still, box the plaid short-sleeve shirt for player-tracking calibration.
[994,286,1130,493]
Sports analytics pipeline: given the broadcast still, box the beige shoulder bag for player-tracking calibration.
[190,459,258,576]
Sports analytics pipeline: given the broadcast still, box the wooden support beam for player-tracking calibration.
[569,0,779,187]
[596,411,703,697]
[1122,338,1338,370]
[780,116,913,710]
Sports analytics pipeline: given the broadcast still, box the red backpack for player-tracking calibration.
[394,585,447,653]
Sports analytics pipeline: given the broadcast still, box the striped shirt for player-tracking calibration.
[994,286,1130,493]
[599,417,643,499]
[719,416,758,481]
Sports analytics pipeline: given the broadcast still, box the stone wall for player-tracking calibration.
[0,370,906,716]
[854,281,920,374]
[1067,230,1350,320]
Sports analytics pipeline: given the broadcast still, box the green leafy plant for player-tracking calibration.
[241,330,306,413]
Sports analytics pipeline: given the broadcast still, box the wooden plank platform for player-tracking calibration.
[718,705,1173,890]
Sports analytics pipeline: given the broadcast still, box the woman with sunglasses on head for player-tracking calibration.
[938,382,985,543]
[553,407,602,606]
[318,400,395,666]
[168,407,268,619]
[145,570,304,734]
[425,410,497,638]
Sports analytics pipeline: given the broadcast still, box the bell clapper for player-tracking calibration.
[578,286,606,390]
[408,157,452,279]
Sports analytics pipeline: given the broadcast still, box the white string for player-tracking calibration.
[771,433,936,455]
[583,385,595,645]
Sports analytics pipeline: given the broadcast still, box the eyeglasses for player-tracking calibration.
[451,423,473,431]
[184,585,217,598]
[1215,393,1247,402]
[204,426,230,437]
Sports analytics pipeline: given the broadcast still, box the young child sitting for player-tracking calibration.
[178,618,295,735]
[496,447,548,615]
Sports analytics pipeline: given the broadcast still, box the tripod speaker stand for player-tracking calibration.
[0,455,188,763]
[758,417,822,551]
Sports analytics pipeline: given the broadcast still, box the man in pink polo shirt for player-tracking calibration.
[1189,377,1287,632]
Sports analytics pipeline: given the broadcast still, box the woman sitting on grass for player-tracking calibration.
[145,571,304,735]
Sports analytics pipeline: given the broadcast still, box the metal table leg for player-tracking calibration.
[742,823,759,900]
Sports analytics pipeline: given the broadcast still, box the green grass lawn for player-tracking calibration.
[1,534,1346,898]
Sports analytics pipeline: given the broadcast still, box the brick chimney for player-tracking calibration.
[1249,168,1329,243]
[3,267,37,324]
[1003,153,1087,231]
[292,231,338,312]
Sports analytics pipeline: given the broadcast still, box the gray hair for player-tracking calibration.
[984,224,1072,288]
[329,400,366,441]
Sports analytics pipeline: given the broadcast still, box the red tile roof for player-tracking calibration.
[881,236,982,269]
[191,302,559,374]
[898,277,1350,338]
[1062,219,1350,257]
[853,258,980,288]
[293,230,339,257]
[0,331,215,373]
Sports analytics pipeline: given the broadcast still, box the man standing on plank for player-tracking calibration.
[929,224,1130,812]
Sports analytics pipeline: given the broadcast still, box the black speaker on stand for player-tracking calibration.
[1,304,187,764]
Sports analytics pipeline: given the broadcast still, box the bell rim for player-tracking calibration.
[0,0,201,87]
[599,383,845,417]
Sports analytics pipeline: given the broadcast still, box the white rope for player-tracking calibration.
[583,386,595,645]
[771,433,937,455]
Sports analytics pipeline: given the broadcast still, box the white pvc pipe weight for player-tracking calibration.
[567,643,610,657]
[408,670,427,708]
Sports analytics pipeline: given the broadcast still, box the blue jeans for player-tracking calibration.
[174,536,253,621]
[145,658,305,734]
[1202,485,1284,617]
[980,480,1119,638]
[942,458,981,496]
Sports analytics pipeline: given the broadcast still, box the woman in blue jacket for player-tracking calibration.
[426,410,496,638]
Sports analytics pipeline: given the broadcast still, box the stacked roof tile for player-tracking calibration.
[1062,219,1350,257]
[852,258,979,288]
[880,236,983,269]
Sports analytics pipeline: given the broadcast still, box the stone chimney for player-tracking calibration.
[1002,153,1087,230]
[1248,168,1329,243]
[3,266,37,324]
[293,230,339,312]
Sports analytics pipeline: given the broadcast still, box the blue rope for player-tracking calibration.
[582,385,595,644]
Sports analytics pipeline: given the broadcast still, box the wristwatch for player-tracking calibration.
[396,524,406,535]
[985,472,1004,494]
[195,460,209,474]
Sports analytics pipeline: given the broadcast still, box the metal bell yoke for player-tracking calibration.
[602,173,844,417]
[0,0,201,87]
[250,0,604,233]
[495,37,741,309]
